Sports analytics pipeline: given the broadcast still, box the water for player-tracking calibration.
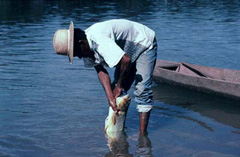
[0,0,240,156]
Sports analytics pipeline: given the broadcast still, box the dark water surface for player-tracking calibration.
[0,0,240,156]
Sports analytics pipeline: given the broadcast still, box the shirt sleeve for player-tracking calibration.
[95,35,125,68]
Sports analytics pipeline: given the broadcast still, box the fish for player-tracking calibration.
[105,94,131,138]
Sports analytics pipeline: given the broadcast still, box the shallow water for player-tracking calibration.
[0,0,240,156]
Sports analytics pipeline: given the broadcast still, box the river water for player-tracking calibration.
[0,0,240,156]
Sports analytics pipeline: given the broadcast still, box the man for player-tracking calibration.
[53,19,157,135]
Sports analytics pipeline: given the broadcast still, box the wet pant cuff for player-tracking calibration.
[137,105,153,112]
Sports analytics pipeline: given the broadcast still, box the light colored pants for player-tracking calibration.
[113,38,157,113]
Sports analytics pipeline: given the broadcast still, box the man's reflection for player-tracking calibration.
[105,132,153,157]
[136,134,152,156]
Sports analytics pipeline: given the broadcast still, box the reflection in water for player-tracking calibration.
[105,131,132,157]
[155,106,215,132]
[105,131,153,157]
[153,82,240,129]
[136,134,152,157]
[179,115,214,132]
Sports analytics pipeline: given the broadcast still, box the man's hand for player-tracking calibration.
[113,86,122,98]
[109,99,120,115]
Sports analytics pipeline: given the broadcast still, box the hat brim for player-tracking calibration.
[68,21,74,63]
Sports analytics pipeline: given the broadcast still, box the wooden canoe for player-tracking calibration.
[153,60,240,99]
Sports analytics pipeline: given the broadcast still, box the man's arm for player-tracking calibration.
[94,65,118,112]
[113,53,131,98]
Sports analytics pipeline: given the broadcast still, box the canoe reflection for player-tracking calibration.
[152,82,240,129]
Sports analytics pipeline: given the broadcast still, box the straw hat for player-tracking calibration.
[53,21,74,63]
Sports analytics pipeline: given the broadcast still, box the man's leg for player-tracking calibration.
[134,42,157,135]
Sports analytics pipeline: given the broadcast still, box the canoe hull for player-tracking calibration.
[153,60,240,99]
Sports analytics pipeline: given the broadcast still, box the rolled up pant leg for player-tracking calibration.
[135,43,157,113]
